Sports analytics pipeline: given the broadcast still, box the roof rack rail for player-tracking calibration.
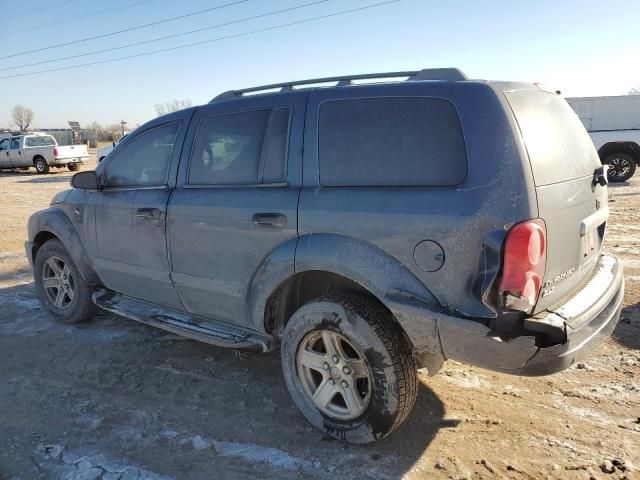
[210,68,468,103]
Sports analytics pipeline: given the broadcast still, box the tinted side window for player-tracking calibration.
[318,97,467,186]
[261,108,290,183]
[10,138,20,149]
[0,139,8,151]
[105,122,179,187]
[189,109,288,185]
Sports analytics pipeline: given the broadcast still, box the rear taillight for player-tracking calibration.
[53,147,58,157]
[499,219,546,313]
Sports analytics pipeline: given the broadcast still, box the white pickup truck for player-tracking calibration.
[0,133,89,174]
[567,95,640,182]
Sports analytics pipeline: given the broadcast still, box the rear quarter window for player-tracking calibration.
[25,136,56,147]
[318,97,467,187]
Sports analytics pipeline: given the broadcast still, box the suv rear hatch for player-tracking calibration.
[505,89,606,315]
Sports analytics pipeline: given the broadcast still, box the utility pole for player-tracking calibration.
[120,120,127,138]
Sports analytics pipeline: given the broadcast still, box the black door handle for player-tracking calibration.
[252,213,287,228]
[136,207,163,223]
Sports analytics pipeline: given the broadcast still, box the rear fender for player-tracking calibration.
[294,233,443,358]
[294,234,439,308]
[246,238,297,332]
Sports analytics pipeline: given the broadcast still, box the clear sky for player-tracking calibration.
[1,0,638,129]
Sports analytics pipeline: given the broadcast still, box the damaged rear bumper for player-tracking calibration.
[389,254,624,376]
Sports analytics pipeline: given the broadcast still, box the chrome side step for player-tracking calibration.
[93,289,274,352]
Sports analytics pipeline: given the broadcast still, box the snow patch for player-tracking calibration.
[2,294,41,309]
[181,435,319,471]
[35,444,172,480]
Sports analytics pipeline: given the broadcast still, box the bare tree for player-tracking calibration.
[86,121,113,141]
[153,99,192,116]
[11,104,34,131]
[86,121,103,132]
[628,86,640,95]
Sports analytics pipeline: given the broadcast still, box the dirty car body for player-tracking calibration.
[26,69,624,443]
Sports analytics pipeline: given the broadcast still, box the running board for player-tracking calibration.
[93,290,274,352]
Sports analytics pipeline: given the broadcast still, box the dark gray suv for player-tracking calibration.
[26,69,624,444]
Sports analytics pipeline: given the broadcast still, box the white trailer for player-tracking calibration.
[566,95,640,181]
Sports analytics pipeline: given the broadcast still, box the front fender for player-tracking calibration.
[27,207,101,285]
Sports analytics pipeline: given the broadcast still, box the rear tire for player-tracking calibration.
[34,239,97,324]
[604,153,636,182]
[281,294,417,444]
[34,157,50,174]
[67,163,79,171]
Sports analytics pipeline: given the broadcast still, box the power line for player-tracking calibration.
[0,0,157,37]
[4,0,328,71]
[0,0,400,81]
[0,0,250,60]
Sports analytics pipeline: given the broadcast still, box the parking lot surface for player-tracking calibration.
[0,157,638,479]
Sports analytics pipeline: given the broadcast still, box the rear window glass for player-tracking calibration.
[25,135,56,147]
[318,97,467,187]
[506,91,601,186]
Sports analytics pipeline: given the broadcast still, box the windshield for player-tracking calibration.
[506,91,601,186]
[25,135,56,147]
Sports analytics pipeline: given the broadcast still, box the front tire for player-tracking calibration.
[281,294,417,444]
[604,153,636,182]
[34,239,97,323]
[34,157,50,174]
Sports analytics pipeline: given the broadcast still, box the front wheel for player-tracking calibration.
[281,294,417,444]
[34,157,50,174]
[34,239,97,323]
[604,153,636,182]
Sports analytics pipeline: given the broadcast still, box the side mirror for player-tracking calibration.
[71,171,99,190]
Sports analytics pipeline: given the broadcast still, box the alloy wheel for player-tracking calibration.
[296,329,372,421]
[42,256,75,309]
[608,157,631,180]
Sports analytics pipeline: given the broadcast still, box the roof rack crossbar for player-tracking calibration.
[210,68,468,103]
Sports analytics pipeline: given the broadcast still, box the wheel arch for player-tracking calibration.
[597,141,640,164]
[263,270,387,337]
[28,208,101,285]
[250,233,440,342]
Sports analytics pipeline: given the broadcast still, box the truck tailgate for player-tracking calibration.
[56,145,88,159]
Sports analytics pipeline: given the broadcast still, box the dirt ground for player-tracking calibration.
[0,155,638,480]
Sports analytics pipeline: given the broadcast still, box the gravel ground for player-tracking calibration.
[0,155,638,480]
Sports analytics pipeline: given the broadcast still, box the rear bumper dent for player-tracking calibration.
[389,254,624,376]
